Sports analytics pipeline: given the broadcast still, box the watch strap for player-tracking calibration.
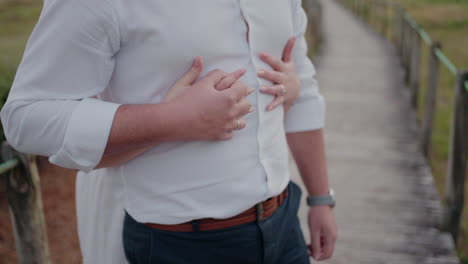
[306,190,335,208]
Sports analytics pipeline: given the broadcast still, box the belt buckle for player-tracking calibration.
[256,203,264,222]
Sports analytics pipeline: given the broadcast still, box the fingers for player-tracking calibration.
[215,68,247,91]
[218,131,234,141]
[310,230,322,260]
[259,52,284,71]
[265,95,285,111]
[225,118,247,132]
[201,68,229,86]
[260,84,287,111]
[318,225,337,260]
[260,84,286,96]
[221,98,253,135]
[319,232,335,260]
[234,98,255,117]
[175,56,203,86]
[223,81,253,104]
[282,36,297,62]
[257,69,284,84]
[164,57,203,102]
[222,98,253,133]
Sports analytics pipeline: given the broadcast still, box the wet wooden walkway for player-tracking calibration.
[290,0,460,263]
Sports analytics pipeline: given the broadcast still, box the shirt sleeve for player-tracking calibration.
[284,0,326,133]
[0,0,121,172]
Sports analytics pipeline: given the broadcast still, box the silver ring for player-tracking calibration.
[280,85,287,96]
[236,119,241,130]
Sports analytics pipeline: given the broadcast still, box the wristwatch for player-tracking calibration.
[306,188,336,208]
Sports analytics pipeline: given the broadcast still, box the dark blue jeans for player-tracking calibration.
[123,181,310,264]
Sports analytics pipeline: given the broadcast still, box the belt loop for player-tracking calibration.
[256,203,264,222]
[192,220,200,232]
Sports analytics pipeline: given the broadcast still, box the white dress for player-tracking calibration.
[76,169,128,264]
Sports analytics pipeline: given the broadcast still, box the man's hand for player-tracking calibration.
[308,206,338,261]
[286,129,337,261]
[257,36,301,112]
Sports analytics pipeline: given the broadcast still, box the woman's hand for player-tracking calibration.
[257,36,300,112]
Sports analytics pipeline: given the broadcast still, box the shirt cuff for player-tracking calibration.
[49,98,121,172]
[284,95,326,133]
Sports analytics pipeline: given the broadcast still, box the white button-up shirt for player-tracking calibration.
[1,0,325,225]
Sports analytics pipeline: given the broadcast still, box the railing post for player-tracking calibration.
[1,142,51,264]
[442,70,468,244]
[397,6,405,56]
[401,17,408,82]
[392,4,401,46]
[420,41,441,157]
[409,27,422,109]
[403,19,413,83]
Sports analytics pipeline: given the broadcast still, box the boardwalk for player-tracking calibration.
[290,0,461,263]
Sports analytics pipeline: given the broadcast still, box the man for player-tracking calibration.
[0,0,337,263]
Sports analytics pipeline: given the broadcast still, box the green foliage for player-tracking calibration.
[0,0,42,141]
[0,65,14,141]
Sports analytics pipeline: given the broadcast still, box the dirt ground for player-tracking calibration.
[0,156,82,264]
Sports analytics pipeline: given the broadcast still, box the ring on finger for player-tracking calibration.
[279,85,287,96]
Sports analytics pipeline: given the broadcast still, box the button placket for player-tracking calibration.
[238,0,269,186]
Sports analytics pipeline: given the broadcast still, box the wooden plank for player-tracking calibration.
[1,142,51,264]
[443,70,468,243]
[421,41,441,157]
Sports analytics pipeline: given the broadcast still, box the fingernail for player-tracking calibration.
[248,87,254,94]
[266,105,272,111]
[257,70,265,76]
[260,85,267,91]
[236,68,247,75]
[249,106,255,113]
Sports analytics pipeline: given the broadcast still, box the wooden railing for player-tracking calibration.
[337,0,468,245]
[0,143,51,263]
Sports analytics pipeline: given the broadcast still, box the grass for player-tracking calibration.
[0,0,42,141]
[0,0,42,89]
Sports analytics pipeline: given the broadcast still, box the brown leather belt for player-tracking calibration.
[145,187,288,232]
